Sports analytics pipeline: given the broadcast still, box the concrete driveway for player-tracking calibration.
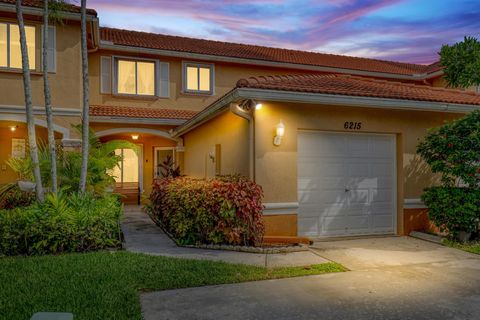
[141,236,480,320]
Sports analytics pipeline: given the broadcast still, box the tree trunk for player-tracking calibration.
[43,0,57,194]
[79,0,89,193]
[16,0,44,202]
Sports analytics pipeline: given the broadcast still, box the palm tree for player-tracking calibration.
[79,0,89,193]
[16,0,44,202]
[43,0,57,194]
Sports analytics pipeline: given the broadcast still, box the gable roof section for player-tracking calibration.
[173,74,480,137]
[100,27,438,78]
[0,0,97,16]
[236,74,480,105]
[90,105,198,121]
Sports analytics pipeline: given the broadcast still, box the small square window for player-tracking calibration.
[183,62,214,94]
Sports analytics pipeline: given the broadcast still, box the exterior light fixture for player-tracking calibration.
[9,125,17,132]
[274,120,285,146]
[255,103,263,110]
[131,134,139,140]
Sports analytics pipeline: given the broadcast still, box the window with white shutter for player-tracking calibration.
[100,56,112,94]
[157,61,169,98]
[46,26,56,72]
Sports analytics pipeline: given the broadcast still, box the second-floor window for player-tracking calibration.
[183,62,214,94]
[0,23,36,70]
[117,59,155,96]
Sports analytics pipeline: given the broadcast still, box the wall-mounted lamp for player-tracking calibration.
[255,103,263,110]
[131,134,139,140]
[273,120,285,146]
[9,125,17,132]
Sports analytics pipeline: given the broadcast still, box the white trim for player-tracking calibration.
[90,116,186,126]
[0,114,70,138]
[0,104,81,116]
[94,127,177,141]
[263,202,299,215]
[182,61,215,95]
[172,88,479,137]
[404,198,427,209]
[100,43,442,81]
[236,88,479,113]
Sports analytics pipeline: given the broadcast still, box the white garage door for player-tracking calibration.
[298,131,396,237]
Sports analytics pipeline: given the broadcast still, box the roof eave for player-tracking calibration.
[90,116,187,126]
[0,2,98,20]
[172,88,477,137]
[99,42,438,81]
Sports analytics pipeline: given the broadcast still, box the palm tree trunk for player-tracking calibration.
[16,0,44,202]
[79,0,89,193]
[43,0,57,194]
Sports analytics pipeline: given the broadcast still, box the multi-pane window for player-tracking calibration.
[116,59,155,96]
[0,23,36,69]
[183,62,213,94]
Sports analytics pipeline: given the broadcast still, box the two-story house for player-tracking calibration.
[1,0,479,238]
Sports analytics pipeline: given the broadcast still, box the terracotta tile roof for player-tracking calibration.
[235,74,480,106]
[90,105,198,120]
[0,0,97,16]
[100,27,435,77]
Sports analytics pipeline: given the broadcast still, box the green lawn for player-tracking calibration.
[444,239,480,254]
[0,251,345,320]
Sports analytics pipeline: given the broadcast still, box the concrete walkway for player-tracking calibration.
[121,205,328,267]
[141,236,480,320]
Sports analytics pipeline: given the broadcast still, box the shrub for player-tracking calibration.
[417,111,480,237]
[0,192,123,256]
[422,187,480,235]
[416,110,480,188]
[148,175,265,246]
[0,184,35,210]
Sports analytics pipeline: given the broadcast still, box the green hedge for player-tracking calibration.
[148,176,265,246]
[422,186,480,235]
[0,193,123,256]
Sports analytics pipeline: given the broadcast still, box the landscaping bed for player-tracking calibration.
[0,251,346,320]
[0,192,122,256]
[147,175,266,247]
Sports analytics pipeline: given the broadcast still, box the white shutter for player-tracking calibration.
[101,56,112,94]
[47,26,56,72]
[157,61,170,98]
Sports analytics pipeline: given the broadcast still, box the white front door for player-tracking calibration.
[297,131,396,237]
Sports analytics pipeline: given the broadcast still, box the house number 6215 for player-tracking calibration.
[344,121,362,130]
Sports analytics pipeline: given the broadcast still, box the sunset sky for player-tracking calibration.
[82,0,480,64]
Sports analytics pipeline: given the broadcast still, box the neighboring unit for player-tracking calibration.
[0,0,479,238]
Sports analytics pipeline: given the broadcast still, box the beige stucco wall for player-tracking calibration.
[89,50,320,112]
[0,14,82,110]
[183,111,249,178]
[253,101,463,234]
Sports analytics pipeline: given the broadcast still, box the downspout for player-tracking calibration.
[229,102,255,180]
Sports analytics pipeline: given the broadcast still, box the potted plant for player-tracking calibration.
[6,157,36,192]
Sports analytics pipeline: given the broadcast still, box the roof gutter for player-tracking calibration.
[0,3,98,21]
[172,88,478,137]
[99,42,441,81]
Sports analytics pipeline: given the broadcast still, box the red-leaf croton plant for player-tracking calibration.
[148,175,265,246]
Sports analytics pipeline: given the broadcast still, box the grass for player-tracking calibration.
[0,251,345,320]
[444,239,480,255]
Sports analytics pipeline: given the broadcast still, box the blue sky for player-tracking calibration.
[82,0,480,64]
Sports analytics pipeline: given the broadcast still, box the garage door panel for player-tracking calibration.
[371,189,393,202]
[373,215,395,229]
[298,217,319,236]
[298,131,396,237]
